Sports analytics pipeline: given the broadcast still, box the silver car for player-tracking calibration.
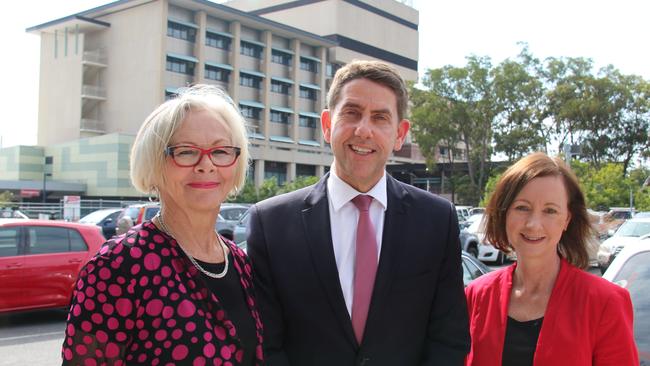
[216,204,250,241]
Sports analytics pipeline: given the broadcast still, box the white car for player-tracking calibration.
[602,237,650,364]
[597,217,650,273]
[466,214,506,264]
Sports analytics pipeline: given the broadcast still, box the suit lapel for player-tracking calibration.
[364,175,410,342]
[301,174,358,347]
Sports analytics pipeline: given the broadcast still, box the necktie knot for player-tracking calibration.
[352,194,373,212]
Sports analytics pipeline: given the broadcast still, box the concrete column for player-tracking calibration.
[316,165,325,178]
[254,159,265,189]
[230,21,241,101]
[287,162,296,182]
[291,39,301,143]
[261,30,272,141]
[317,46,327,145]
[194,11,207,82]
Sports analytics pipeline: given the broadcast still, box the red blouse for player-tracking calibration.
[61,221,264,365]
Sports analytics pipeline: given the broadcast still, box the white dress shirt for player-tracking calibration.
[327,167,387,316]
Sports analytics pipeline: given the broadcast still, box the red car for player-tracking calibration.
[0,219,105,313]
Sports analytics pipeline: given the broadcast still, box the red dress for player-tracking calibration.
[61,221,264,365]
[465,259,638,366]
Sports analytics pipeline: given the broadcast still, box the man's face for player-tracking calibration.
[322,78,410,192]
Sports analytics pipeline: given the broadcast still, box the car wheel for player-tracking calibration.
[467,245,478,258]
[494,251,505,265]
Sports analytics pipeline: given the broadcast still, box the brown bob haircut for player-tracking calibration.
[327,60,409,121]
[484,152,592,269]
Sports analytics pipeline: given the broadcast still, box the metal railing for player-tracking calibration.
[15,199,152,220]
[81,85,107,98]
[82,49,108,65]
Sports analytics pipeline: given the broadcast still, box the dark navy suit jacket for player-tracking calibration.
[247,174,470,366]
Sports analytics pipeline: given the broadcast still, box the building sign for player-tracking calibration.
[63,195,81,222]
[20,189,41,198]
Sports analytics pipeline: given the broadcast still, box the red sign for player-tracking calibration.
[20,189,41,198]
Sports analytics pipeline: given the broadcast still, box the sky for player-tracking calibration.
[0,0,648,148]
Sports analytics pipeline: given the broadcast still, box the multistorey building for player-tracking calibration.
[0,0,421,199]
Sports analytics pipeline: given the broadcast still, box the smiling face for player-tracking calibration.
[321,78,410,192]
[159,108,236,214]
[505,175,572,261]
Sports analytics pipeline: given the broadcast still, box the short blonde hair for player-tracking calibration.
[130,84,249,197]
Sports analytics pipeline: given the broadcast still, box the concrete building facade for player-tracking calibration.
[1,0,421,200]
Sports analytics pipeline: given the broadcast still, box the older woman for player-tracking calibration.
[465,152,638,365]
[62,85,263,365]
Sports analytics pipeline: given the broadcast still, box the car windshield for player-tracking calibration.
[467,216,485,234]
[615,221,650,237]
[80,210,116,223]
[122,207,140,220]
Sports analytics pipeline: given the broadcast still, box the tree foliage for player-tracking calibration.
[230,176,319,204]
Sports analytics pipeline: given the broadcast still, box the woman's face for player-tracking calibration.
[505,175,572,261]
[159,108,237,214]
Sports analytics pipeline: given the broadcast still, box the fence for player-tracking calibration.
[13,199,153,220]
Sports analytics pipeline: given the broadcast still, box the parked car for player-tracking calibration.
[0,208,29,219]
[232,208,252,245]
[78,208,122,239]
[461,250,491,287]
[118,203,160,228]
[466,214,506,264]
[468,207,485,216]
[634,211,650,218]
[215,204,250,240]
[0,219,105,313]
[455,205,472,222]
[602,237,650,364]
[459,226,480,258]
[597,217,650,273]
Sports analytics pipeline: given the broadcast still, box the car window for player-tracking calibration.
[27,226,72,255]
[144,207,160,221]
[612,251,650,358]
[221,208,246,221]
[106,210,121,222]
[239,211,250,226]
[616,221,650,237]
[461,259,474,287]
[69,229,88,252]
[0,227,20,257]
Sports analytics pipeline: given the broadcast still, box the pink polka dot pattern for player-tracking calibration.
[61,221,264,365]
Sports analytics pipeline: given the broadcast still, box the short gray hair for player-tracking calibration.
[130,84,249,197]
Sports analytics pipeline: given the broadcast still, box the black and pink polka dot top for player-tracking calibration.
[61,221,264,365]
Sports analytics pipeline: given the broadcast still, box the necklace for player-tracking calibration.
[154,213,229,279]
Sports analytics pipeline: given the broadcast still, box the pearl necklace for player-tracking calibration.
[154,213,229,279]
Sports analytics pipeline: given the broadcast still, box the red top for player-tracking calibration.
[465,259,638,366]
[61,221,264,365]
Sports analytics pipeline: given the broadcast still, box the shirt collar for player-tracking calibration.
[327,165,388,212]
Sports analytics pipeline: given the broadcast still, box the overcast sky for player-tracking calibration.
[0,0,648,148]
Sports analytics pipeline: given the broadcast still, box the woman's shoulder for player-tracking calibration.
[90,221,172,267]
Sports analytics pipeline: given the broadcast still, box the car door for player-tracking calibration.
[0,226,25,311]
[22,225,88,310]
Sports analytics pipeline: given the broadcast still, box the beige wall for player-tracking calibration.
[37,32,84,146]
[93,1,166,136]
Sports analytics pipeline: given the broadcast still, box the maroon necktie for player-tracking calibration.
[351,194,378,344]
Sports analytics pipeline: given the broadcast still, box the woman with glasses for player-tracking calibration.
[62,85,263,365]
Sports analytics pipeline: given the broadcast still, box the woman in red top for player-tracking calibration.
[62,85,263,365]
[465,152,638,366]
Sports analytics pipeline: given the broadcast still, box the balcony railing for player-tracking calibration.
[82,49,107,65]
[81,85,107,99]
[80,118,106,132]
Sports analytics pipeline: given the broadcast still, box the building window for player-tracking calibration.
[265,161,287,185]
[270,111,290,124]
[327,63,342,77]
[241,41,263,59]
[205,66,229,82]
[296,164,316,177]
[167,21,196,42]
[271,80,291,95]
[240,106,261,120]
[271,50,292,65]
[299,116,316,128]
[206,32,231,50]
[240,74,261,89]
[300,57,318,72]
[166,57,195,75]
[299,87,317,100]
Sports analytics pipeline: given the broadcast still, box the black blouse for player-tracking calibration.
[502,316,544,366]
[196,254,257,366]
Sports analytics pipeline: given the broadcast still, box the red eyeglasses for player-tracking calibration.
[165,145,241,168]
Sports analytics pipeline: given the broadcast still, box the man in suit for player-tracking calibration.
[247,60,470,366]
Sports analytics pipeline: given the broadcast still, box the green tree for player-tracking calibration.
[0,191,17,208]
